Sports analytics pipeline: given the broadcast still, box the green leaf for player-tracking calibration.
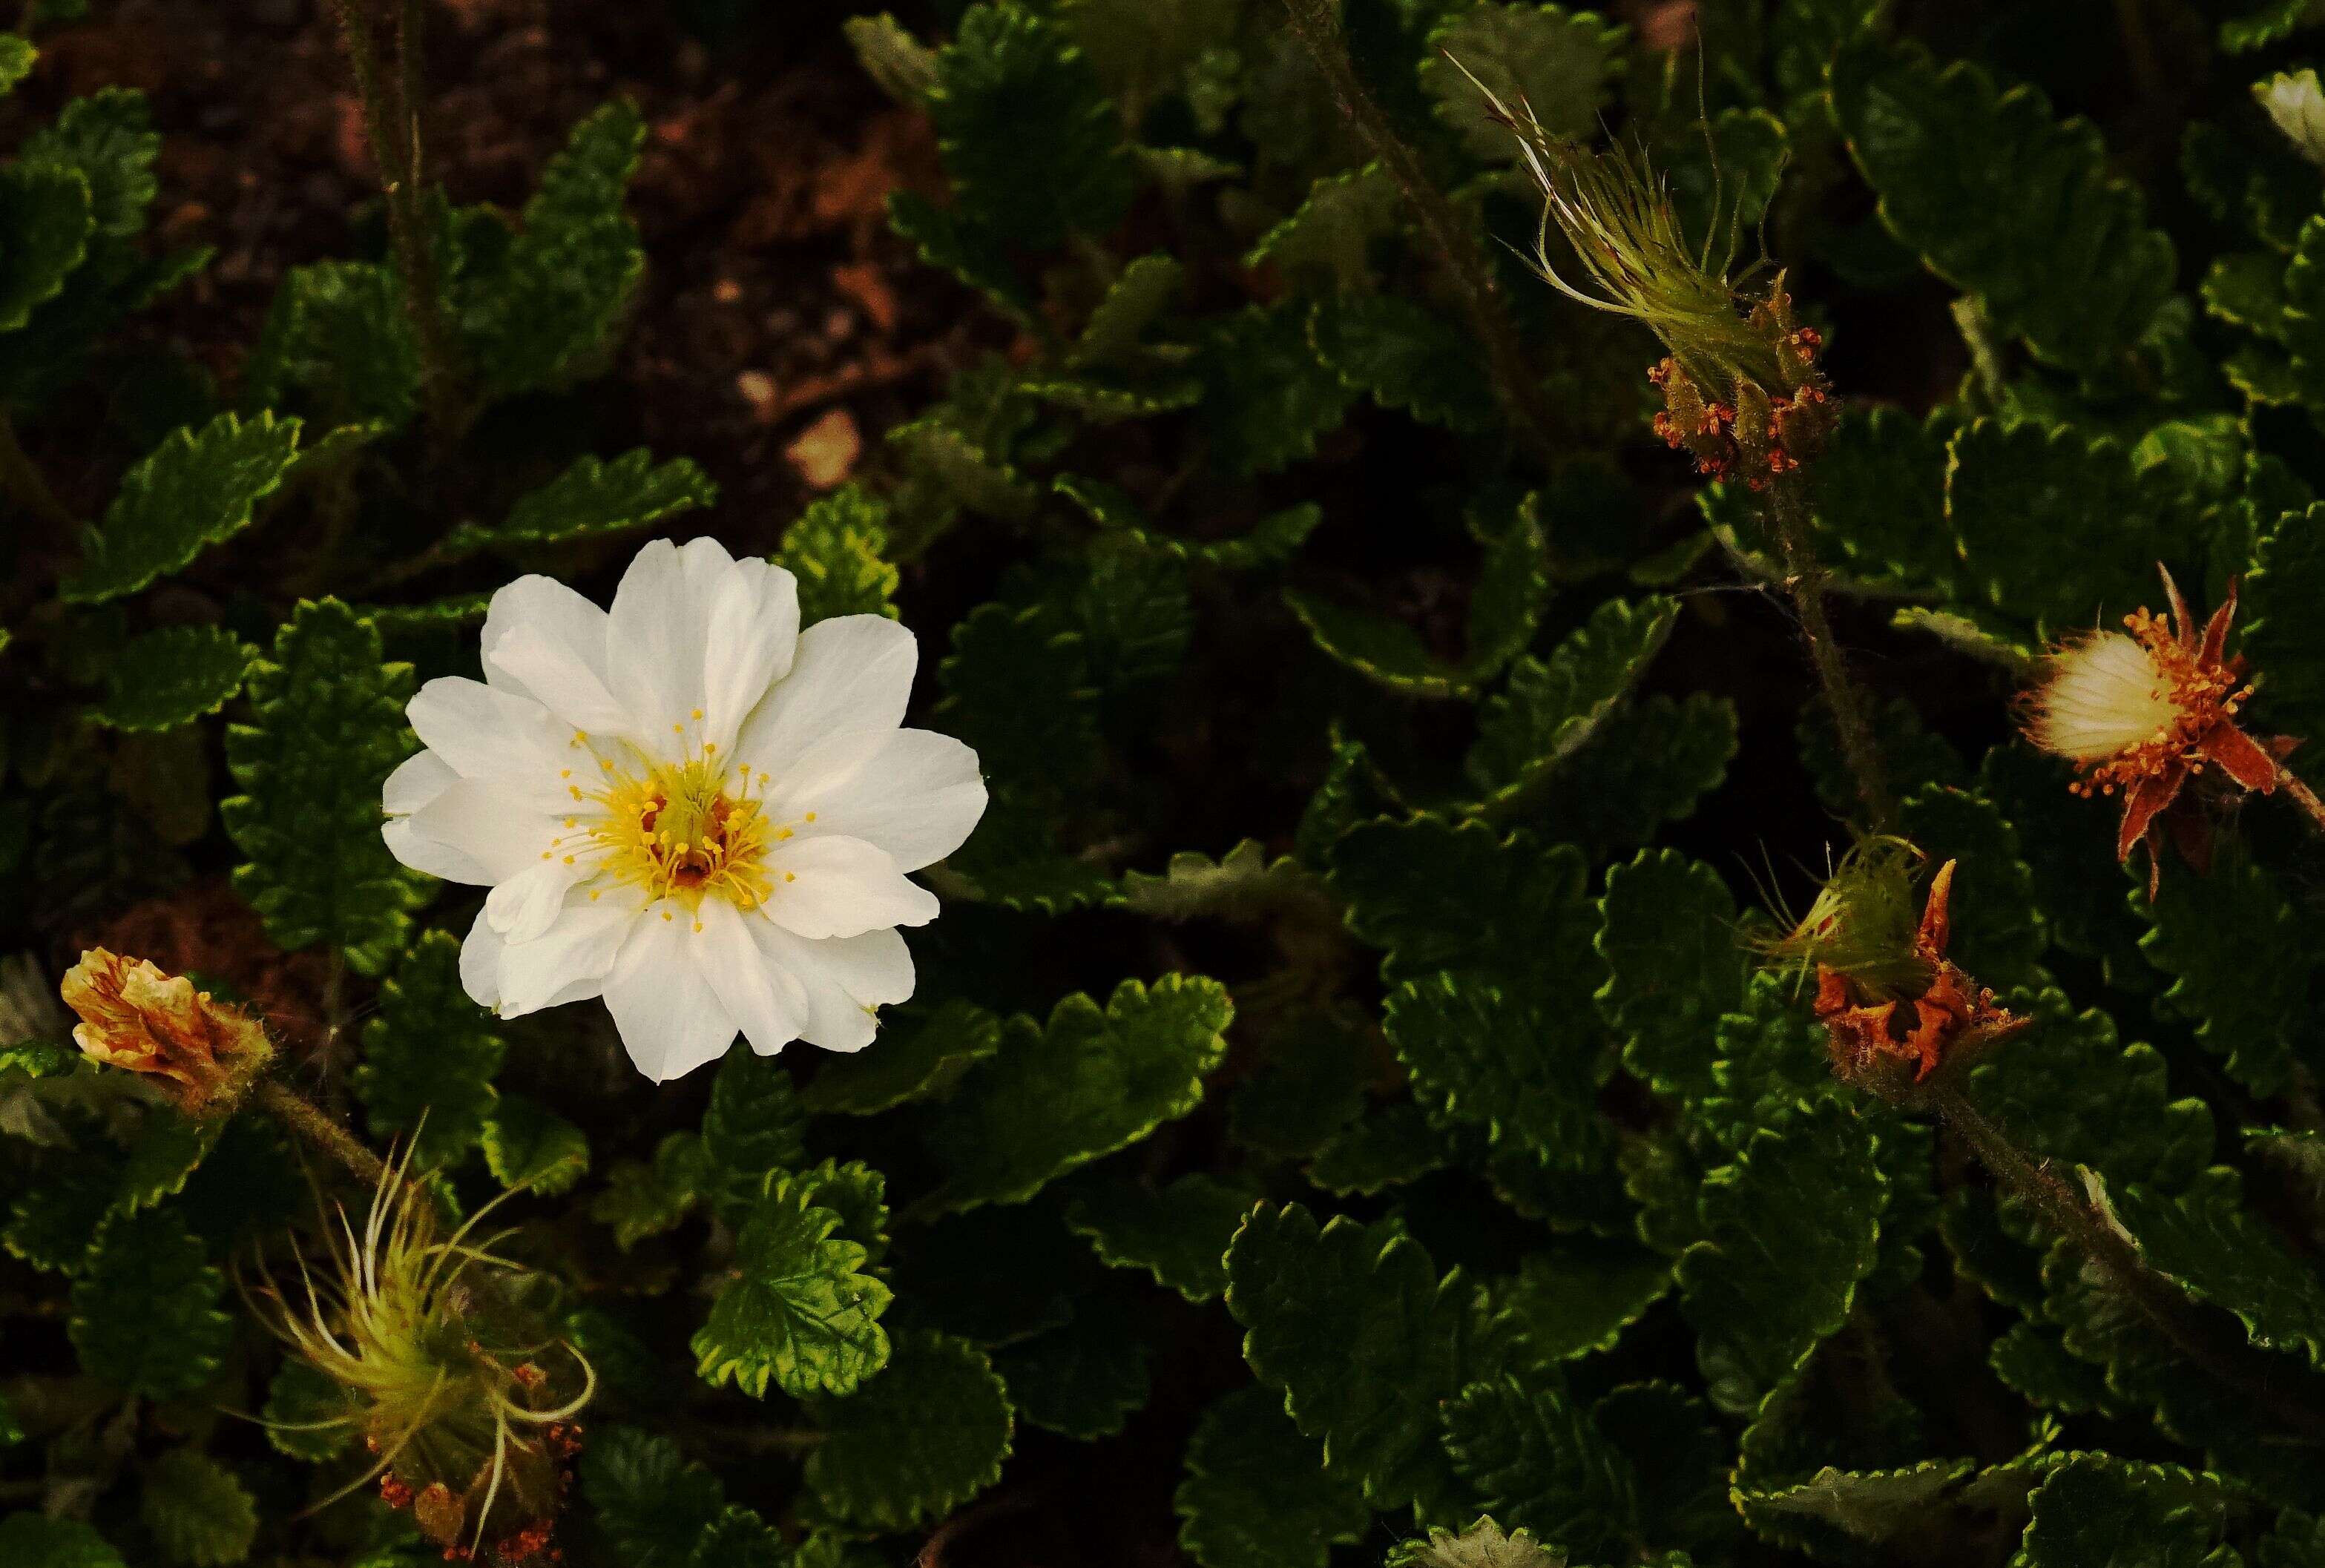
[884,189,1034,317]
[803,1331,1013,1534]
[1066,1173,1258,1301]
[0,1515,126,1568]
[1118,840,1323,923]
[1307,1101,1449,1196]
[481,1093,589,1198]
[92,625,253,731]
[2243,501,2325,744]
[1072,253,1185,366]
[1943,418,2176,635]
[698,1044,809,1225]
[1513,694,1737,852]
[591,1131,710,1249]
[1595,849,1746,1105]
[141,1448,257,1567]
[354,929,504,1167]
[261,1356,358,1461]
[1829,37,2174,373]
[1332,817,1591,991]
[2102,1167,2325,1371]
[63,412,303,604]
[1308,293,1498,434]
[936,602,1098,789]
[1387,972,1607,1165]
[1896,785,2046,989]
[581,1426,726,1568]
[20,89,157,238]
[1060,478,1323,571]
[1441,1374,1637,1563]
[845,12,938,102]
[990,1293,1152,1439]
[925,975,1231,1213]
[0,36,32,95]
[929,3,1136,253]
[243,260,421,429]
[798,999,1003,1116]
[440,448,717,561]
[1229,1015,1372,1159]
[1174,1383,1369,1568]
[1491,1242,1674,1361]
[777,484,900,625]
[693,1179,893,1400]
[1385,1517,1560,1568]
[458,101,648,400]
[0,164,93,332]
[1225,1204,1482,1514]
[1197,301,1356,476]
[70,1207,231,1398]
[1466,595,1682,807]
[1421,3,1628,154]
[2017,1456,2236,1568]
[2140,849,2311,1098]
[1738,1457,1979,1552]
[1245,163,1401,294]
[1677,1098,1887,1414]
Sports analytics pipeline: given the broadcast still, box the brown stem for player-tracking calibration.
[324,0,462,455]
[1766,472,1892,829]
[1276,0,1562,471]
[1927,1078,2325,1440]
[254,1078,390,1193]
[2275,762,2325,840]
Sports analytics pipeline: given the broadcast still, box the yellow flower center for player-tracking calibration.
[585,751,779,910]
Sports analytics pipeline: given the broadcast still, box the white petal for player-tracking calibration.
[480,575,632,735]
[754,924,914,1053]
[735,615,915,779]
[383,750,458,817]
[772,728,987,872]
[694,898,809,1056]
[605,537,737,761]
[761,834,938,939]
[602,903,738,1082]
[460,912,506,1010]
[700,558,800,756]
[484,855,595,943]
[406,676,573,811]
[2028,633,2179,763]
[383,817,491,884]
[408,778,566,883]
[495,894,637,1017]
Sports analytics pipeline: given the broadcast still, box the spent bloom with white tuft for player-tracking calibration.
[59,947,273,1113]
[2020,565,2287,887]
[382,536,987,1082]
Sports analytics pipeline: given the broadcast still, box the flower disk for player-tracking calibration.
[381,537,988,1081]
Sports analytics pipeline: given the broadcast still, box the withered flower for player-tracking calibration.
[59,948,272,1113]
[2020,566,2292,892]
[1760,840,2025,1093]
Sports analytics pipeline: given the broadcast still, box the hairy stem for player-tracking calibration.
[1766,472,1892,829]
[2275,762,2325,840]
[1276,0,1562,471]
[255,1078,392,1193]
[324,0,462,453]
[1927,1078,2325,1440]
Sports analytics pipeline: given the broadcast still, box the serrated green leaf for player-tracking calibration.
[1117,840,1323,923]
[2223,0,2322,53]
[0,1515,126,1568]
[1502,694,1737,851]
[1492,1242,1673,1361]
[1174,1383,1369,1568]
[798,1000,1002,1116]
[1065,1173,1257,1300]
[580,1426,726,1568]
[845,12,937,102]
[591,1131,710,1249]
[1740,1457,1978,1549]
[457,101,646,400]
[1246,162,1401,294]
[991,1292,1151,1439]
[2140,848,2310,1098]
[1309,292,1498,435]
[1989,1319,2115,1414]
[481,1093,588,1197]
[2243,501,2325,744]
[20,88,157,239]
[1072,252,1184,366]
[885,189,1036,317]
[1332,817,1590,990]
[776,484,899,625]
[1467,593,1680,809]
[63,412,303,604]
[693,1180,892,1399]
[1226,1204,1483,1515]
[698,1044,807,1225]
[1388,972,1607,1165]
[1809,405,1959,594]
[935,602,1098,787]
[925,975,1231,1213]
[261,1355,358,1461]
[70,1206,230,1397]
[1386,1518,1561,1568]
[1307,1101,1449,1196]
[2101,1167,2325,1371]
[141,1448,257,1567]
[1197,300,1356,476]
[1595,849,1746,1104]
[0,163,92,332]
[1897,784,2045,988]
[0,36,32,96]
[91,625,252,731]
[242,258,420,429]
[1829,38,2174,373]
[1441,1374,1638,1562]
[354,928,504,1167]
[1229,1015,1371,1159]
[1421,3,1627,154]
[438,447,716,562]
[930,3,1135,254]
[1678,1098,1887,1414]
[2016,1456,2236,1568]
[803,1330,1013,1533]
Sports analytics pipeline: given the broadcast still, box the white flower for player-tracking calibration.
[381,537,987,1082]
[2258,69,2325,169]
[2022,630,2182,765]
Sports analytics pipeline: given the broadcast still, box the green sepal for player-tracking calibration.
[62,412,303,605]
[92,625,253,731]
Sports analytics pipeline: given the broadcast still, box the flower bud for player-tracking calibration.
[59,948,272,1113]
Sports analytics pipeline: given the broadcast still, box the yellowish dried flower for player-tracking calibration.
[59,948,272,1113]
